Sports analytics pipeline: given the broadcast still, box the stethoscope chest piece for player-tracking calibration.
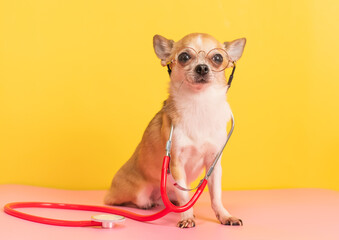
[91,214,125,229]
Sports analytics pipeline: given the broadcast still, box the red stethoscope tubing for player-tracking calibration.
[3,155,207,227]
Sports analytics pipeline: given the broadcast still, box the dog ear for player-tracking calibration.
[153,35,174,66]
[224,38,246,63]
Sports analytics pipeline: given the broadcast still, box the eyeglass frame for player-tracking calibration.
[167,47,233,72]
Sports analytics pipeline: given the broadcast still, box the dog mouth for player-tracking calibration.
[194,78,208,84]
[190,74,209,84]
[181,74,210,89]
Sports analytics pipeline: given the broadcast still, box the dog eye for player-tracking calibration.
[178,52,191,63]
[212,54,223,64]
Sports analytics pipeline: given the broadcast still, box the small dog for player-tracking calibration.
[105,33,246,228]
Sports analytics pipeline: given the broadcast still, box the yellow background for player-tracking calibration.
[0,0,338,190]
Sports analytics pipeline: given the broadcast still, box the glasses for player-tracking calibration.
[169,47,230,72]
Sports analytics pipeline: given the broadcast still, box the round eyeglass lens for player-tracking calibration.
[206,48,229,71]
[176,48,197,67]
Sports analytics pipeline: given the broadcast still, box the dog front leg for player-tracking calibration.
[207,158,243,226]
[170,161,196,228]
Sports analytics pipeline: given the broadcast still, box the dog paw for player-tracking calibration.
[218,215,243,226]
[139,203,156,210]
[177,218,196,228]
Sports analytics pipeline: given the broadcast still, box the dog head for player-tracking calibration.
[153,33,246,92]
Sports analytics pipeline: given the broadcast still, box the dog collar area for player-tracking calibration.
[91,214,125,228]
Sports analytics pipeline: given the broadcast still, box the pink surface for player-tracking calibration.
[0,185,338,240]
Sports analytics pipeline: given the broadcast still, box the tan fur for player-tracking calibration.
[105,33,246,227]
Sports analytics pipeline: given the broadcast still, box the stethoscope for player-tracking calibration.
[4,64,237,229]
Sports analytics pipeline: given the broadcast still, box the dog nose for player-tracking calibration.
[195,64,209,76]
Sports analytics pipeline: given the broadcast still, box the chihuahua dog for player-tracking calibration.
[105,33,246,228]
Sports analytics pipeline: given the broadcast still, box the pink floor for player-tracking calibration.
[0,185,338,240]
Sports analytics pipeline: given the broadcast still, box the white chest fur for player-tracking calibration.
[170,85,231,183]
